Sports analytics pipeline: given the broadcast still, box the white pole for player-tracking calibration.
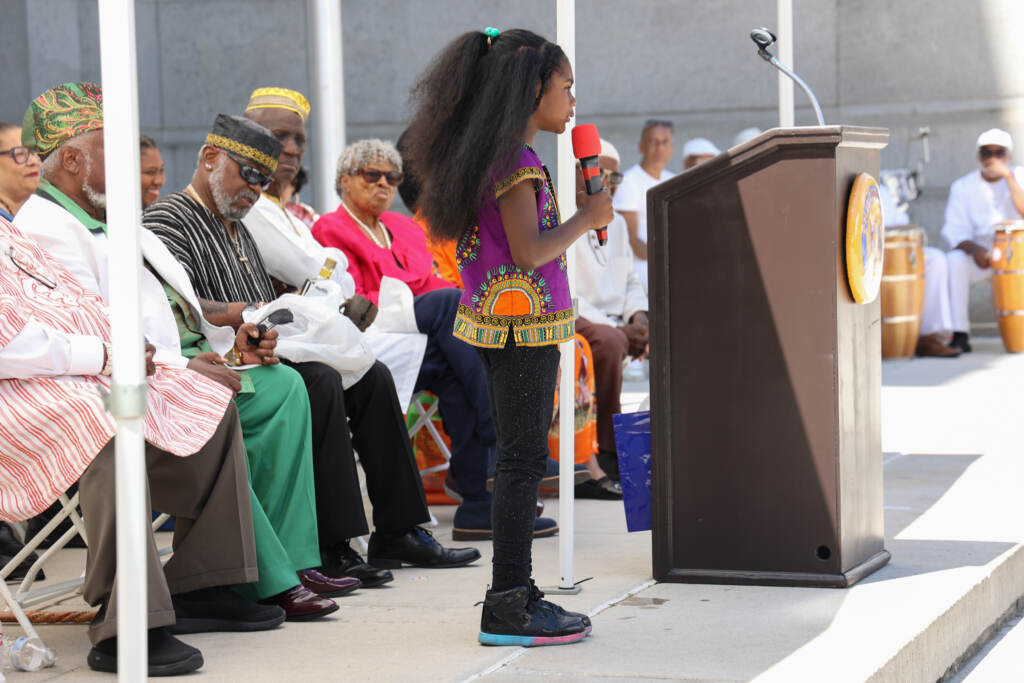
[556,0,578,593]
[308,0,346,214]
[777,0,794,127]
[97,0,148,679]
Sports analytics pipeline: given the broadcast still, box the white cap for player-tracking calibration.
[682,137,721,159]
[977,128,1013,152]
[732,127,762,147]
[599,138,620,163]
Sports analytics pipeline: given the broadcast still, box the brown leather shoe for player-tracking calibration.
[298,568,361,597]
[259,585,339,621]
[915,333,962,358]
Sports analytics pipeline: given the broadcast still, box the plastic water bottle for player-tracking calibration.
[8,636,56,671]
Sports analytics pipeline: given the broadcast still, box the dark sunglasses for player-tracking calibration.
[0,146,40,165]
[355,168,404,186]
[224,151,274,190]
[980,147,1008,159]
[601,169,624,186]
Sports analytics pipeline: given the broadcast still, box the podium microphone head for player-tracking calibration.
[750,27,776,51]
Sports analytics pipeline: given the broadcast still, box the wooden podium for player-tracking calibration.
[648,126,891,587]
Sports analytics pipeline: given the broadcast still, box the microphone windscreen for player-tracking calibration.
[572,124,601,160]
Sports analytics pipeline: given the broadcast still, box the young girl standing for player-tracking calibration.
[405,28,614,646]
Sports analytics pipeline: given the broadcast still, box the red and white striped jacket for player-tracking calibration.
[0,217,231,522]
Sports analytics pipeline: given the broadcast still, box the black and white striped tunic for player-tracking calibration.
[143,191,276,304]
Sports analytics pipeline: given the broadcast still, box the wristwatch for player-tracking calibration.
[224,345,243,367]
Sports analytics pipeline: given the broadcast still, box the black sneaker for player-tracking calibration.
[167,585,286,634]
[320,542,394,588]
[0,522,45,582]
[479,585,592,646]
[529,581,591,628]
[87,627,203,676]
[950,331,972,353]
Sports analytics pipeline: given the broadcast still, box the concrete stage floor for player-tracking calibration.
[6,338,1024,682]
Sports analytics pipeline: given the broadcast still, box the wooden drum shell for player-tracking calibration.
[880,227,925,358]
[991,222,1024,352]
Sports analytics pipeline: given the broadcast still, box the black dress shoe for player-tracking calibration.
[574,476,623,500]
[368,527,480,569]
[950,331,973,353]
[320,542,394,588]
[168,585,286,634]
[88,627,203,676]
[0,523,45,582]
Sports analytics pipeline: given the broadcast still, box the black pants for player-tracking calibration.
[284,360,431,545]
[477,336,561,591]
[413,288,495,500]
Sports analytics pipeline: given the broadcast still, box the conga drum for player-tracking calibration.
[991,221,1024,352]
[880,226,925,358]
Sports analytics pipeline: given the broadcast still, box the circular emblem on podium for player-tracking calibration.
[845,173,884,304]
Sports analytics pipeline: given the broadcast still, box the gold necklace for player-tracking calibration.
[186,184,254,276]
[341,201,391,249]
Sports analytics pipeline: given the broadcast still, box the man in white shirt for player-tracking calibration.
[612,120,676,295]
[937,128,1024,352]
[575,139,649,492]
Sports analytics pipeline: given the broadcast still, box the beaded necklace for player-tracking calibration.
[340,200,391,249]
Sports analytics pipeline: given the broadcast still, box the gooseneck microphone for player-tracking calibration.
[749,27,826,126]
[571,123,608,246]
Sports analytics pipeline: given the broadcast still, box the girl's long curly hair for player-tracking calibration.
[403,29,566,242]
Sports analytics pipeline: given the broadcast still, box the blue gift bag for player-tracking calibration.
[612,410,651,532]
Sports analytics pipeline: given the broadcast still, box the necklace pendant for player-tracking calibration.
[239,255,249,263]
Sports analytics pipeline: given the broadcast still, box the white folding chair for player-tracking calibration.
[1,496,172,645]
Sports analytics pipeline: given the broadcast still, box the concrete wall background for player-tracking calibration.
[2,0,1022,323]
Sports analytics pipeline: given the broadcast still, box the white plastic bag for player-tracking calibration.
[245,291,374,389]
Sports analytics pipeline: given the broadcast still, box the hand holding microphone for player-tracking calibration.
[572,123,614,245]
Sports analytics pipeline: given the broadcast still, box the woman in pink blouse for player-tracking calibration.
[313,139,557,542]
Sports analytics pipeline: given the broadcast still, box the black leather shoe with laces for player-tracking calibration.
[368,526,480,569]
[319,542,394,587]
[479,585,592,646]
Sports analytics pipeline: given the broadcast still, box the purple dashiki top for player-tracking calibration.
[453,145,574,348]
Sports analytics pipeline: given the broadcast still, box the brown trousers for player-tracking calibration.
[575,317,630,454]
[79,402,258,644]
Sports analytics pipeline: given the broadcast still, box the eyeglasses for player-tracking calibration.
[980,147,1008,159]
[224,151,274,190]
[601,169,624,186]
[0,146,40,165]
[6,246,56,289]
[355,168,404,186]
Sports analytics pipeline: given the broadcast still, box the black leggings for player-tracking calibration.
[477,336,561,591]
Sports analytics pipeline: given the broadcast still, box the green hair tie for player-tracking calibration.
[484,27,500,45]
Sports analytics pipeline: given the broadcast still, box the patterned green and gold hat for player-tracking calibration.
[205,114,282,172]
[22,82,104,159]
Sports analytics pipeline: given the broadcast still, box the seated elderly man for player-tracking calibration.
[144,113,480,580]
[929,128,1024,353]
[0,213,282,676]
[15,84,348,624]
[573,139,649,489]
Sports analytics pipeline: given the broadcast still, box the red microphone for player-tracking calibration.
[571,123,607,246]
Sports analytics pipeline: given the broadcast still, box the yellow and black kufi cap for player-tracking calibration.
[245,87,311,122]
[205,114,282,172]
